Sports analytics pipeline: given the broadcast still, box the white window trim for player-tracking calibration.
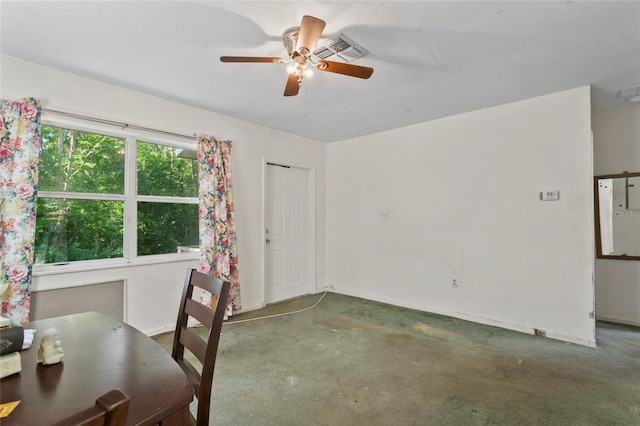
[34,115,200,276]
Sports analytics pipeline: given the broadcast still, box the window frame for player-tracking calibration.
[34,115,200,275]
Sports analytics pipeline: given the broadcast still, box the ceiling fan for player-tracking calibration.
[220,15,374,96]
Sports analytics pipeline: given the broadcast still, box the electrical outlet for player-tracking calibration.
[451,278,459,288]
[379,209,390,221]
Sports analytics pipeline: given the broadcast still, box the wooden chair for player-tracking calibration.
[172,268,231,426]
[53,389,129,426]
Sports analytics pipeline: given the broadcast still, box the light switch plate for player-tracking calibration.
[540,190,560,201]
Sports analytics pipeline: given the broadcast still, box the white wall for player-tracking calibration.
[1,55,600,344]
[1,55,327,335]
[327,87,596,346]
[592,105,640,326]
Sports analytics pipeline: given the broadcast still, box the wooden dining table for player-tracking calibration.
[0,311,193,425]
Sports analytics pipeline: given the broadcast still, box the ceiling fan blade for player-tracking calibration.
[220,56,284,63]
[284,74,300,97]
[316,60,374,79]
[296,15,326,55]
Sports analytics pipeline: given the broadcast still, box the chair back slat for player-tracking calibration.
[179,326,207,362]
[189,270,224,295]
[185,298,215,329]
[172,268,231,426]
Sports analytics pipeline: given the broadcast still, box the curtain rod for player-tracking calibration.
[42,108,196,141]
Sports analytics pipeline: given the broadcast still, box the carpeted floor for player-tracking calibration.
[153,292,640,425]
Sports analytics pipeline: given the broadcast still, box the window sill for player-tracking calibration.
[33,253,200,277]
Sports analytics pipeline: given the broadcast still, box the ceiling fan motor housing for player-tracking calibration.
[282,26,301,58]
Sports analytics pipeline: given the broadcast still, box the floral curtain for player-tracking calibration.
[0,98,41,324]
[197,134,240,317]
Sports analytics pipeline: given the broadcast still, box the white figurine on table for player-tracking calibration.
[37,328,64,365]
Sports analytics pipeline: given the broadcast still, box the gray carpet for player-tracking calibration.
[153,292,640,425]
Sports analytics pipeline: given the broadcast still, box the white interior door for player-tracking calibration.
[265,164,309,303]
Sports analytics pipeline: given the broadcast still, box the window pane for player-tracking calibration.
[137,141,198,197]
[39,126,125,194]
[137,202,199,255]
[35,198,124,263]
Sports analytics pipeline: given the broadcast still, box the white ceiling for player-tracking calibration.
[1,1,639,143]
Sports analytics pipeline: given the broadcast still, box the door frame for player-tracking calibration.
[261,157,317,305]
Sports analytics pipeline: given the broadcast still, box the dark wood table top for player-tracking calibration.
[0,312,193,425]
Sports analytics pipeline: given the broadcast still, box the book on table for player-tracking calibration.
[0,326,24,356]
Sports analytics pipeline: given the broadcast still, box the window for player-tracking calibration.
[136,141,199,256]
[35,123,199,267]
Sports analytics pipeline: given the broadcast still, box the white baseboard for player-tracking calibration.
[330,287,596,348]
[596,314,640,327]
[145,324,175,337]
[143,301,268,337]
[237,301,266,313]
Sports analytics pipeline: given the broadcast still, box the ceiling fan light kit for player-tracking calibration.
[220,15,374,97]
